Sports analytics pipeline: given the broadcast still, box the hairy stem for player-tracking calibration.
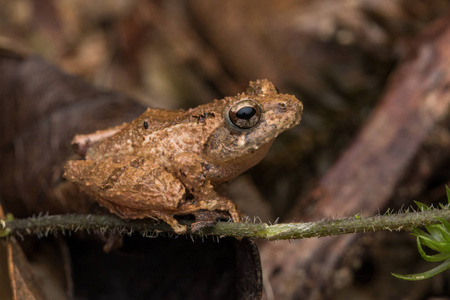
[1,209,449,240]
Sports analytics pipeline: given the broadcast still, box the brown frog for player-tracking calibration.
[64,79,303,234]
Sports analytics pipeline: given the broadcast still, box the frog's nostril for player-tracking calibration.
[278,102,287,112]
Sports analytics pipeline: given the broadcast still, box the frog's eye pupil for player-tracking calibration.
[143,121,149,129]
[228,100,261,130]
[236,106,256,120]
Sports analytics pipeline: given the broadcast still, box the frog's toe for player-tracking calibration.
[190,210,223,232]
[153,212,187,234]
[190,220,213,232]
[220,202,241,223]
[229,210,241,223]
[165,217,187,234]
[171,223,187,234]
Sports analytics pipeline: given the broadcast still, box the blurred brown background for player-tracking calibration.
[0,0,446,218]
[1,1,450,299]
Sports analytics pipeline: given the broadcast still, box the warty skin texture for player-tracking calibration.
[64,79,303,233]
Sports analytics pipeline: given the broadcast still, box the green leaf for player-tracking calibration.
[417,234,450,253]
[446,185,450,204]
[438,218,450,229]
[414,201,429,212]
[392,258,450,281]
[0,223,10,237]
[416,237,450,262]
[0,213,13,237]
[423,225,445,241]
[395,190,450,281]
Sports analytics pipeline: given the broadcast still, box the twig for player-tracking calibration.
[1,208,449,240]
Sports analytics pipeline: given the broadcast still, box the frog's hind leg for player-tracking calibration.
[64,156,189,234]
[89,198,188,235]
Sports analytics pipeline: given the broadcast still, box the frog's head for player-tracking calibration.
[203,79,303,181]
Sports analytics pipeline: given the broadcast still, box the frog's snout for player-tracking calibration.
[278,96,303,123]
[277,102,288,112]
[294,99,303,120]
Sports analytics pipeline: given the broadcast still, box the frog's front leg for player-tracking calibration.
[173,153,241,223]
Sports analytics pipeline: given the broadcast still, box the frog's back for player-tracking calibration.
[136,108,187,131]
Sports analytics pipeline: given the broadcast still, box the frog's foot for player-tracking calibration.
[153,212,187,234]
[190,210,229,232]
[225,204,241,223]
[168,221,187,235]
[203,199,240,223]
[182,198,241,224]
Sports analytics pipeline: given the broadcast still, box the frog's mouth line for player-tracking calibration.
[220,128,280,154]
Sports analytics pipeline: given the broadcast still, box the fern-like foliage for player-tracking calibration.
[392,186,450,280]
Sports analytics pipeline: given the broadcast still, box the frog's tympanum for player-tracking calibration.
[64,80,303,234]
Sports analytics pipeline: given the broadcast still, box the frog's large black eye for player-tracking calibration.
[143,121,149,129]
[228,100,262,129]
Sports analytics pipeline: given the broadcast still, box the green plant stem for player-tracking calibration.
[1,209,449,240]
